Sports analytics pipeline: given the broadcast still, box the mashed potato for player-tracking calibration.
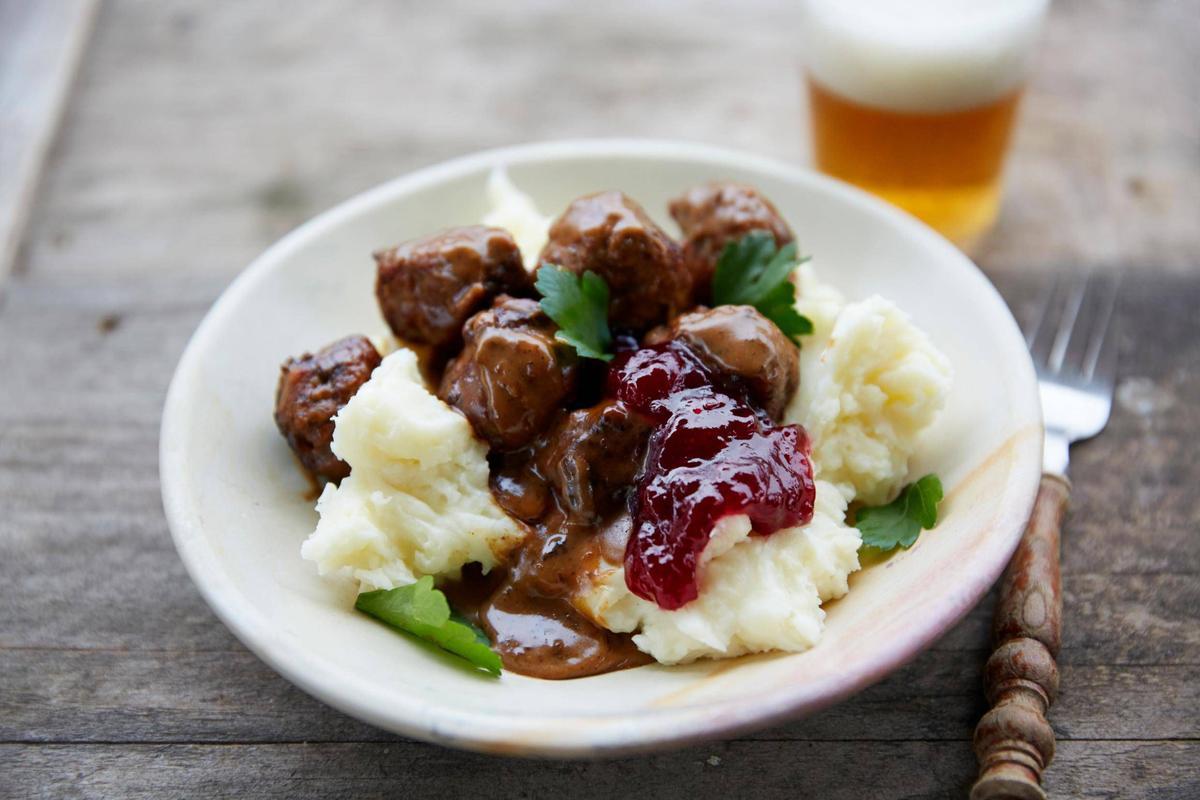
[793,260,845,343]
[577,480,859,663]
[786,295,953,506]
[481,167,551,269]
[304,173,952,667]
[300,349,525,591]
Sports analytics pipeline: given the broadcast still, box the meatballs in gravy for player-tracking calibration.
[538,192,691,333]
[669,183,795,304]
[281,174,949,683]
[534,399,652,522]
[274,335,382,481]
[438,297,578,451]
[375,225,532,351]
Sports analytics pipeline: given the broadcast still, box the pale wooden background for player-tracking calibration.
[1,1,1197,798]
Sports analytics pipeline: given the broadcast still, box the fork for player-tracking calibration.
[971,274,1118,800]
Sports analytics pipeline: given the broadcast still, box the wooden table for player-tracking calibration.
[2,1,1197,797]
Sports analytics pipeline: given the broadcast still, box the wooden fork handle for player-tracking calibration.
[971,474,1069,800]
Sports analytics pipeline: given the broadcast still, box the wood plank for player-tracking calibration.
[0,742,974,800]
[3,646,1195,745]
[1,741,1197,800]
[16,0,1200,288]
[981,0,1200,274]
[1046,742,1200,800]
[0,0,97,282]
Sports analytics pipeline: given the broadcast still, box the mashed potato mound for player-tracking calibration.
[793,260,845,342]
[481,167,551,269]
[577,480,860,664]
[300,349,526,591]
[787,294,953,506]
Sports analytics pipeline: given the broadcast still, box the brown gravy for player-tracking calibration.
[446,573,649,681]
[442,468,651,680]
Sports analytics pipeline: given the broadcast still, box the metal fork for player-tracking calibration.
[971,274,1118,800]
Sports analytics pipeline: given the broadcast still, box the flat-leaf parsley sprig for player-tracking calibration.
[854,474,944,555]
[711,231,814,342]
[535,264,614,361]
[356,576,502,676]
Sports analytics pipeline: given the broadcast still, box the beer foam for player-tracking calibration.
[802,0,1048,113]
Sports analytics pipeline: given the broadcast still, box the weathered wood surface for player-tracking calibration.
[1,0,1197,797]
[0,0,97,285]
[2,742,1198,800]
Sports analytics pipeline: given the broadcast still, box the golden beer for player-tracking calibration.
[809,80,1022,247]
[801,0,1048,249]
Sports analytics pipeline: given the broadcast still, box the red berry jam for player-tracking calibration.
[610,343,816,610]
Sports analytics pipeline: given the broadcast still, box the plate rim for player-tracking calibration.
[160,137,1043,757]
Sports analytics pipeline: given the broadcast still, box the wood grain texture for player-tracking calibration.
[2,0,1198,797]
[16,0,1200,286]
[2,742,1198,800]
[0,0,97,283]
[971,476,1070,797]
[991,476,1068,657]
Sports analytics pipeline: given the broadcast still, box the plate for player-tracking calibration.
[161,139,1042,757]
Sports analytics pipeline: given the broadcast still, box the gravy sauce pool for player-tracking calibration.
[443,508,650,680]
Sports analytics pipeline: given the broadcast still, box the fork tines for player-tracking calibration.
[1024,273,1119,387]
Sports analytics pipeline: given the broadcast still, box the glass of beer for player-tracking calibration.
[802,0,1049,249]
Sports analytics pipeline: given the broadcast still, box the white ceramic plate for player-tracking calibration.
[161,139,1042,757]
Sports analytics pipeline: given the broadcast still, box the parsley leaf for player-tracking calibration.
[711,231,814,341]
[755,280,815,340]
[855,474,944,554]
[535,265,614,361]
[355,576,502,676]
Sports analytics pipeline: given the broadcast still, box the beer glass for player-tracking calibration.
[802,0,1049,248]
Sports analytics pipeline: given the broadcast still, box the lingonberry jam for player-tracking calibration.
[610,343,816,610]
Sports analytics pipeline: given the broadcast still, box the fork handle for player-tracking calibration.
[971,474,1069,800]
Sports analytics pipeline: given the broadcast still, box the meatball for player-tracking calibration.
[375,225,532,350]
[439,297,578,451]
[535,400,652,520]
[649,305,799,420]
[669,183,795,303]
[274,335,381,481]
[538,192,691,333]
